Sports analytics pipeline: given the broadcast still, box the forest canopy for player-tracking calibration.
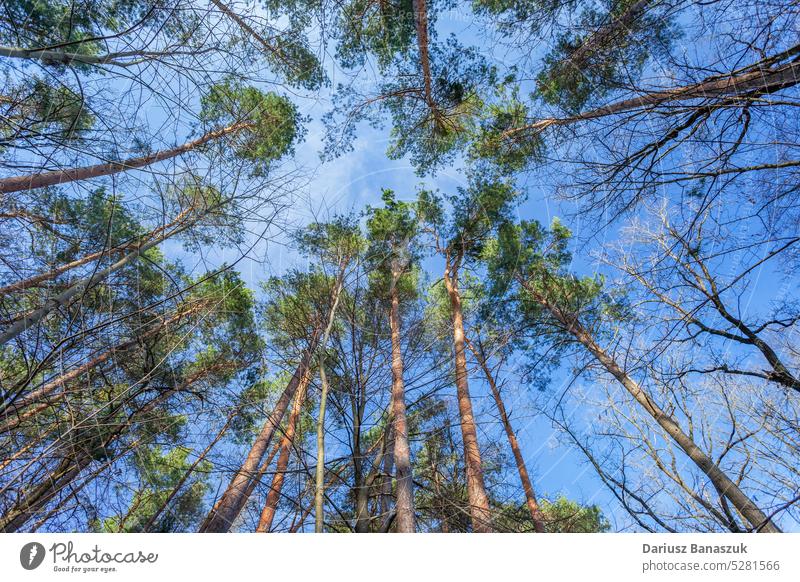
[1,0,798,534]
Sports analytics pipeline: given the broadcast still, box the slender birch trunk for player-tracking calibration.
[313,363,330,533]
[313,271,346,533]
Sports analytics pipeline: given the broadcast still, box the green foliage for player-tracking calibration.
[472,0,569,22]
[420,174,520,262]
[385,38,496,173]
[231,371,292,443]
[365,189,421,299]
[326,37,496,175]
[540,496,611,532]
[0,0,151,56]
[185,269,263,380]
[293,214,365,267]
[336,0,417,70]
[536,0,678,113]
[260,269,337,349]
[93,446,210,533]
[494,496,610,532]
[257,0,326,88]
[469,85,543,172]
[1,77,94,145]
[200,81,302,175]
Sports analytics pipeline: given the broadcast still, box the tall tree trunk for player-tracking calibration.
[313,362,330,533]
[468,338,546,532]
[564,0,655,69]
[203,264,348,534]
[256,370,310,532]
[443,260,493,532]
[378,424,395,531]
[388,270,415,532]
[522,278,781,533]
[502,47,800,140]
[0,122,251,194]
[200,330,322,533]
[313,272,346,533]
[353,434,370,533]
[411,0,434,109]
[0,380,180,531]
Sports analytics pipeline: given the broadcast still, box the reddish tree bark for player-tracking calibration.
[468,338,546,532]
[443,258,493,532]
[256,369,310,532]
[388,266,415,532]
[0,122,250,194]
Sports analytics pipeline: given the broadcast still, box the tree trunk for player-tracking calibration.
[0,380,181,531]
[0,209,190,297]
[0,122,250,194]
[443,261,493,532]
[313,361,330,533]
[503,48,800,139]
[411,0,434,109]
[312,272,346,533]
[256,369,310,532]
[1,307,193,420]
[564,0,655,69]
[468,338,546,532]
[200,330,322,533]
[0,455,88,532]
[523,279,781,533]
[378,424,395,531]
[388,273,415,532]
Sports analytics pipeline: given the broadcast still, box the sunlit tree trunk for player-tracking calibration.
[313,267,346,533]
[468,338,546,532]
[257,369,310,532]
[443,257,493,532]
[0,122,251,194]
[502,50,800,140]
[200,329,323,533]
[389,266,415,532]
